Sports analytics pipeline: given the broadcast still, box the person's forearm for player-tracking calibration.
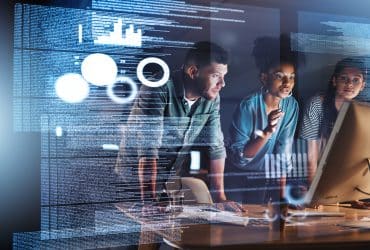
[279,176,286,199]
[307,161,317,185]
[138,157,157,201]
[307,140,319,185]
[244,109,283,157]
[209,158,227,202]
[243,130,272,157]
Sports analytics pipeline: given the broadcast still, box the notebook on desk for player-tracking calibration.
[338,221,370,229]
[288,210,345,217]
[177,205,250,226]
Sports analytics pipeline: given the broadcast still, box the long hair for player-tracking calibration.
[321,57,367,138]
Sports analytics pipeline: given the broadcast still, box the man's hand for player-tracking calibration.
[139,202,167,218]
[214,199,247,213]
[141,203,160,217]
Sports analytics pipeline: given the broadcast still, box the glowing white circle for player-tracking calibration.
[81,53,117,86]
[136,57,170,88]
[55,73,89,103]
[107,76,138,104]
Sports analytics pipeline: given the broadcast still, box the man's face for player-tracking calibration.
[262,63,295,99]
[333,67,366,100]
[195,63,228,100]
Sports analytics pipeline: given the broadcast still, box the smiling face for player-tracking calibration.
[333,67,366,101]
[261,63,295,99]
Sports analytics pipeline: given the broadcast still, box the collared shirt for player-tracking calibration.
[116,71,226,178]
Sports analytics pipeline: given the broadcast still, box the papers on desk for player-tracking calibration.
[177,205,249,226]
[337,221,370,229]
[288,210,345,217]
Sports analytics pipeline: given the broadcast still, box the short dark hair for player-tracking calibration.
[184,41,229,68]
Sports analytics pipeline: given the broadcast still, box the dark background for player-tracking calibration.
[2,0,370,249]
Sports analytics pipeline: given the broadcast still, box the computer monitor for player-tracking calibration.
[305,101,370,205]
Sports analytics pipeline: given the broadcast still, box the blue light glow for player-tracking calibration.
[81,53,117,86]
[55,73,89,103]
[284,185,307,206]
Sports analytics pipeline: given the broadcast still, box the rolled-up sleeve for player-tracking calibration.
[228,100,255,167]
[128,84,167,159]
[205,95,226,160]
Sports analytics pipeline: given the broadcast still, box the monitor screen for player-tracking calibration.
[305,101,370,205]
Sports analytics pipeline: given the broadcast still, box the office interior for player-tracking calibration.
[1,0,370,249]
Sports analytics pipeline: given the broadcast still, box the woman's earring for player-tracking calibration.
[261,86,269,94]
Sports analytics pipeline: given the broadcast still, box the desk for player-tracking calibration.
[116,203,370,249]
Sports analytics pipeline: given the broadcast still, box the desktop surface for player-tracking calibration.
[116,203,370,249]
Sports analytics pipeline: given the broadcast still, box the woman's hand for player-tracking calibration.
[243,109,284,158]
[264,109,284,135]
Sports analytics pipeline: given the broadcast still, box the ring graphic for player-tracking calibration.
[284,184,307,206]
[263,209,279,222]
[107,76,138,104]
[137,57,170,88]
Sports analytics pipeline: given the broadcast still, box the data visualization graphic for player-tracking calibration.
[13,1,251,248]
[94,19,142,47]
